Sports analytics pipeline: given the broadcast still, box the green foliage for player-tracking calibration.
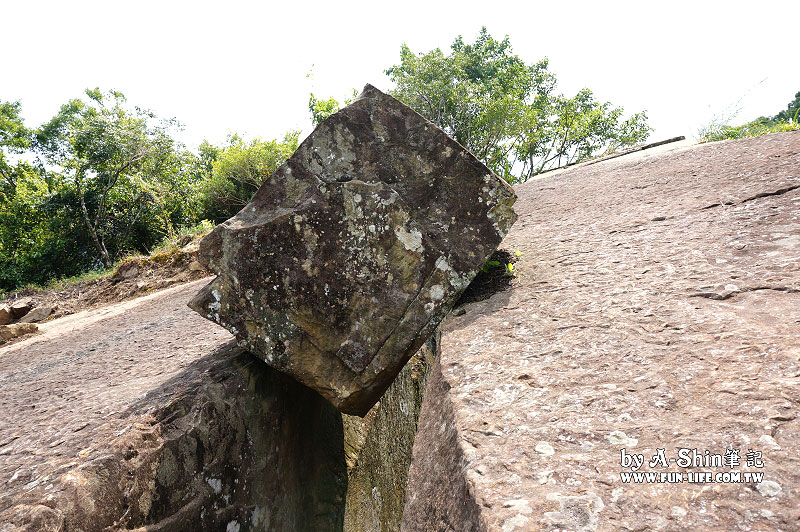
[309,94,342,126]
[0,166,94,290]
[198,132,299,222]
[0,89,305,291]
[0,99,34,196]
[699,89,800,143]
[33,89,193,267]
[775,91,800,123]
[308,89,358,127]
[386,28,651,183]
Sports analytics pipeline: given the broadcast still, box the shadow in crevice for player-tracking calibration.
[121,341,347,532]
[455,249,517,308]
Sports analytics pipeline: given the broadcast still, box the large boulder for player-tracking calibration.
[18,306,53,324]
[9,298,32,320]
[190,84,517,415]
[0,306,11,325]
[0,323,37,343]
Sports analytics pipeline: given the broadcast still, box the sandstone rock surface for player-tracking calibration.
[402,131,800,531]
[18,306,53,323]
[8,299,32,320]
[190,84,516,415]
[1,278,439,531]
[0,307,11,325]
[0,281,349,532]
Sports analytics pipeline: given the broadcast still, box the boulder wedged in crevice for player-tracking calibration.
[190,84,517,416]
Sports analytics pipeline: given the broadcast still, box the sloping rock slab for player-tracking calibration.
[402,132,800,531]
[0,281,346,532]
[2,344,347,532]
[190,84,516,415]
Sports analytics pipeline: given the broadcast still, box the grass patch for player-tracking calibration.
[699,113,800,143]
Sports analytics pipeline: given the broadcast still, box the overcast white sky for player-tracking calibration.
[3,1,798,149]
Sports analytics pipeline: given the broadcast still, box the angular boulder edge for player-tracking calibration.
[190,84,517,416]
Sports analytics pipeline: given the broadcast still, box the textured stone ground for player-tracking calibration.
[404,131,800,531]
[0,279,348,531]
[0,279,229,491]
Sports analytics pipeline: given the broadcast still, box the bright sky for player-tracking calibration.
[3,1,798,150]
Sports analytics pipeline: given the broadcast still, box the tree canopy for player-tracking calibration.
[0,89,304,291]
[199,132,300,222]
[385,28,651,182]
[33,89,192,268]
[774,91,800,123]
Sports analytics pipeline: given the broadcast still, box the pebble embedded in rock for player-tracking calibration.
[671,506,687,518]
[606,430,638,447]
[756,480,782,497]
[758,434,780,449]
[534,442,555,456]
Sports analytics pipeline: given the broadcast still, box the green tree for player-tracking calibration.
[386,28,651,182]
[199,132,300,222]
[308,89,358,127]
[775,91,800,123]
[0,99,34,194]
[35,89,187,267]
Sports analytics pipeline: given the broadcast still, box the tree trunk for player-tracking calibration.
[74,169,113,268]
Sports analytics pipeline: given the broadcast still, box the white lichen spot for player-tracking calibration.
[207,478,222,494]
[429,285,444,300]
[435,256,453,272]
[395,227,424,253]
[226,521,240,532]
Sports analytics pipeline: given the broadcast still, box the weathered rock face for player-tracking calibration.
[0,323,37,343]
[19,306,52,324]
[8,299,32,320]
[402,132,800,531]
[343,329,439,532]
[190,84,517,415]
[1,278,445,532]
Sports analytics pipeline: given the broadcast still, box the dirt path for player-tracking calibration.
[0,278,232,491]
